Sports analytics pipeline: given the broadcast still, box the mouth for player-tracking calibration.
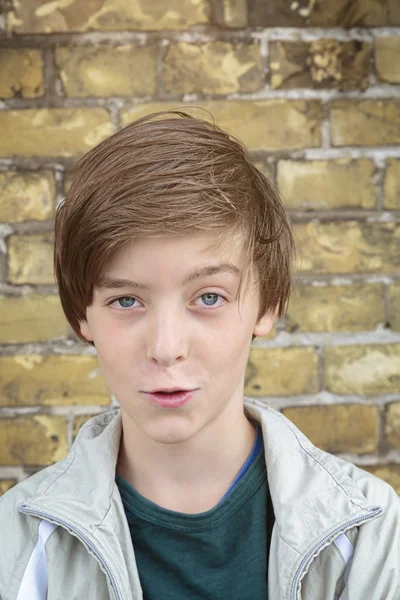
[146,388,195,394]
[143,389,198,408]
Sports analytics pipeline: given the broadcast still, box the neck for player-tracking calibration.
[117,399,256,514]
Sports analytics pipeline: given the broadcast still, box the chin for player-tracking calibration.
[145,417,198,445]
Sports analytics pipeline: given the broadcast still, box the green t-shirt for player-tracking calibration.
[116,449,271,599]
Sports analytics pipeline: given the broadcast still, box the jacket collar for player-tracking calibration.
[244,398,374,552]
[24,399,374,556]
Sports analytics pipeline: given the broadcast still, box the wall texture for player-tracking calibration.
[0,0,399,496]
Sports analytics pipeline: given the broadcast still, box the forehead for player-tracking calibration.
[104,232,247,275]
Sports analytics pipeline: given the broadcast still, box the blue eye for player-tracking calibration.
[108,293,226,311]
[115,296,136,308]
[198,293,223,307]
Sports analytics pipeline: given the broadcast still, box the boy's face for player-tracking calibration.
[80,233,275,444]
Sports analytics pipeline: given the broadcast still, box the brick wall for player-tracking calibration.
[0,0,399,496]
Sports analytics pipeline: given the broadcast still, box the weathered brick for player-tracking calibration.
[295,221,400,274]
[384,159,400,209]
[8,0,209,33]
[8,234,54,284]
[388,284,400,331]
[0,108,112,157]
[248,0,301,27]
[55,44,157,97]
[286,284,384,332]
[331,100,400,146]
[0,48,44,99]
[0,170,55,223]
[278,159,376,210]
[245,347,318,396]
[310,0,394,26]
[122,101,323,150]
[218,0,247,27]
[325,344,400,395]
[248,0,400,27]
[163,42,263,94]
[0,355,110,406]
[389,0,400,25]
[0,415,67,466]
[385,402,400,449]
[282,404,379,454]
[0,295,68,343]
[0,480,17,495]
[269,40,371,90]
[362,464,400,495]
[375,36,400,84]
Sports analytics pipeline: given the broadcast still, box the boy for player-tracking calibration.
[0,110,399,600]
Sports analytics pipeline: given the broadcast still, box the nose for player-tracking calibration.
[146,305,189,367]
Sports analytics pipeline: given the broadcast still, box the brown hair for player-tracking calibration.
[54,109,295,342]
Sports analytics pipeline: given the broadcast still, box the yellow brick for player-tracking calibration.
[270,40,371,90]
[385,402,400,449]
[287,284,384,332]
[295,221,400,274]
[8,234,54,284]
[325,344,400,395]
[122,101,323,151]
[0,108,112,157]
[278,159,376,210]
[163,42,263,94]
[389,1,400,26]
[0,355,110,406]
[0,295,68,343]
[282,404,379,454]
[245,347,318,396]
[384,159,400,209]
[0,479,17,495]
[8,0,209,33]
[0,170,55,222]
[55,44,157,97]
[362,464,400,495]
[0,415,67,466]
[388,284,400,331]
[375,36,400,84]
[331,100,400,146]
[220,0,247,27]
[0,48,44,99]
[248,0,394,27]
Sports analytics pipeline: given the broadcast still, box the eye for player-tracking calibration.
[109,296,138,309]
[196,293,226,308]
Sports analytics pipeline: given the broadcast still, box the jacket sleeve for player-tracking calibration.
[341,471,400,600]
[0,485,43,600]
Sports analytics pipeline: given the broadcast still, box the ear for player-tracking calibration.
[79,320,94,342]
[253,306,278,338]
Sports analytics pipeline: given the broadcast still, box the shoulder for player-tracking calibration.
[315,448,400,523]
[326,452,400,510]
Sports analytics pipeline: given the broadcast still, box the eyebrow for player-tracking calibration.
[96,263,241,291]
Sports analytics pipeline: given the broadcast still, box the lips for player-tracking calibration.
[147,388,194,394]
[144,389,197,408]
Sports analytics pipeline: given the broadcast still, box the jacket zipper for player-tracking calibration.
[290,506,382,600]
[18,504,123,600]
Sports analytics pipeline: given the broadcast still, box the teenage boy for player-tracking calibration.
[0,110,399,600]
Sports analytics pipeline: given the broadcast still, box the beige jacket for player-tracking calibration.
[0,398,399,600]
